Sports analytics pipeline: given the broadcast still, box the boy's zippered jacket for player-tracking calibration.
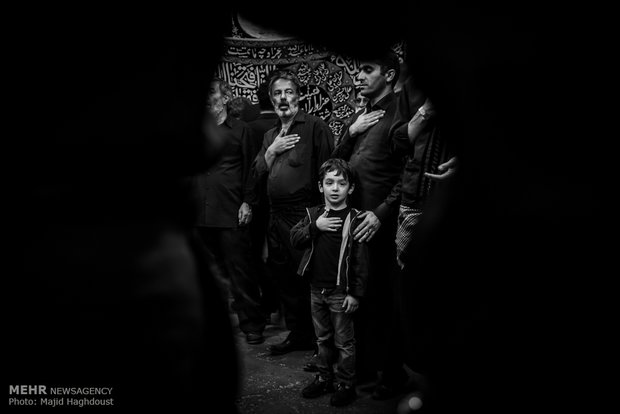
[290,205,369,298]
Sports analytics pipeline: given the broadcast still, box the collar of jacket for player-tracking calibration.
[367,91,395,112]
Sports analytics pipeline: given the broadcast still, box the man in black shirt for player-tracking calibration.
[333,51,410,397]
[253,70,334,355]
[247,81,280,317]
[194,77,266,345]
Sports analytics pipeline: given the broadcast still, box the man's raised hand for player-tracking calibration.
[349,109,385,137]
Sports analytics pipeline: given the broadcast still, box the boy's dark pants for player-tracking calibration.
[311,287,356,387]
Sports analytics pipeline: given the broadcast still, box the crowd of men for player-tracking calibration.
[194,51,457,407]
[12,6,605,413]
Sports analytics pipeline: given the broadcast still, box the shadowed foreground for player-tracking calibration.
[232,313,419,414]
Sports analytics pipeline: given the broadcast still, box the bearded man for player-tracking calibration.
[252,70,334,355]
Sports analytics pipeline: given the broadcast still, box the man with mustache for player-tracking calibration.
[333,51,410,398]
[252,70,335,355]
[247,80,281,320]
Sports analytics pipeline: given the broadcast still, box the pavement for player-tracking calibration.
[231,312,423,414]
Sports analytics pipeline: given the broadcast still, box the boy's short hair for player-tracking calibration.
[318,158,356,185]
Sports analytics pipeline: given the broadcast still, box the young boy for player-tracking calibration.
[290,158,369,407]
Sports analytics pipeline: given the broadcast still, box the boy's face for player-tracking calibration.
[319,170,354,208]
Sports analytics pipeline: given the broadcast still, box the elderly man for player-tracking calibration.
[252,70,334,355]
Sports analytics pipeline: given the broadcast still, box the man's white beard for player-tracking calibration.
[276,102,299,119]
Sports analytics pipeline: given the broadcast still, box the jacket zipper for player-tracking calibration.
[344,209,362,292]
[300,207,314,276]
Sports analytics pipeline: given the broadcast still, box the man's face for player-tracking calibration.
[356,61,392,100]
[271,79,299,120]
[206,81,229,118]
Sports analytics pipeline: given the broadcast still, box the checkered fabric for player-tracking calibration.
[395,205,423,269]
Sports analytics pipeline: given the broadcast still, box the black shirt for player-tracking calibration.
[332,92,403,222]
[194,116,257,227]
[253,110,334,208]
[310,207,351,288]
[247,112,278,210]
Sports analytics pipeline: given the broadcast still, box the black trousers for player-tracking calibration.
[354,218,405,381]
[266,206,314,344]
[197,226,265,335]
[249,202,280,314]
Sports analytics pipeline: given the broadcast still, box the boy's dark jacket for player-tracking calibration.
[290,205,369,298]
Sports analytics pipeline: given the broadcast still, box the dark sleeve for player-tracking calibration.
[389,77,426,157]
[246,124,262,164]
[332,112,361,160]
[309,120,336,204]
[241,124,259,206]
[374,175,402,223]
[251,129,273,180]
[348,220,369,298]
[370,103,405,222]
[391,123,411,157]
[290,210,318,249]
[314,119,335,165]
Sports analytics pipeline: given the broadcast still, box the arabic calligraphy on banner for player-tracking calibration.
[223,39,331,64]
[216,32,404,137]
[215,62,277,102]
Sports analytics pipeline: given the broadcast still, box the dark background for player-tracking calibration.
[9,4,610,412]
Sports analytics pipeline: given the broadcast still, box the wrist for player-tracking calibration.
[418,106,432,120]
[419,107,427,119]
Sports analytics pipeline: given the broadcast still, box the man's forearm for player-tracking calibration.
[264,147,276,169]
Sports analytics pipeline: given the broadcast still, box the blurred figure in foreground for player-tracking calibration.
[229,95,260,122]
[10,10,240,412]
[194,77,266,345]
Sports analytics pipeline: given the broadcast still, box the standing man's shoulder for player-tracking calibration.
[264,124,279,139]
[305,112,329,127]
[380,91,398,110]
[228,116,250,133]
[248,113,278,131]
[301,112,333,138]
[293,110,322,126]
